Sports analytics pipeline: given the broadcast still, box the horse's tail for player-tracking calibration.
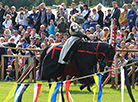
[39,46,50,76]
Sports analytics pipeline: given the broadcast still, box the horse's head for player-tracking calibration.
[102,44,115,68]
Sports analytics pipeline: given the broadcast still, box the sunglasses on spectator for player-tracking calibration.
[92,10,96,11]
[132,5,136,6]
[104,29,108,31]
[56,34,59,36]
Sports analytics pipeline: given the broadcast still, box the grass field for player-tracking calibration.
[0,81,138,102]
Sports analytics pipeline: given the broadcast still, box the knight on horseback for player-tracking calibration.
[58,15,90,64]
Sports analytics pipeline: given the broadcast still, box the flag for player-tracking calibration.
[33,83,42,102]
[59,83,65,102]
[48,82,61,102]
[3,83,17,102]
[92,73,102,102]
[65,80,71,102]
[14,83,29,102]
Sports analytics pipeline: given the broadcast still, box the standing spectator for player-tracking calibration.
[104,9,111,28]
[61,3,68,16]
[135,9,138,30]
[56,6,68,25]
[3,5,11,20]
[69,3,78,21]
[89,8,99,31]
[23,7,30,30]
[2,14,12,29]
[11,6,17,26]
[0,2,5,33]
[119,4,129,28]
[78,1,84,14]
[28,7,37,29]
[127,2,137,32]
[24,31,31,44]
[34,5,42,33]
[40,3,47,25]
[97,4,104,28]
[110,1,121,28]
[57,17,68,33]
[45,8,55,26]
[18,26,24,35]
[13,30,21,43]
[15,7,24,30]
[30,28,37,37]
[78,4,91,32]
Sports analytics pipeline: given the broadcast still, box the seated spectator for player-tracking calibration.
[116,30,121,38]
[41,43,46,49]
[21,38,29,48]
[3,29,11,38]
[116,37,122,48]
[86,27,94,35]
[100,27,110,41]
[89,34,94,42]
[40,32,46,43]
[0,37,4,43]
[18,26,24,35]
[9,25,14,35]
[89,8,99,31]
[30,37,36,45]
[102,38,108,43]
[30,28,37,38]
[117,41,127,56]
[5,65,15,81]
[34,37,41,48]
[55,32,61,43]
[47,20,55,36]
[123,29,129,41]
[135,37,138,44]
[61,2,68,17]
[24,31,30,44]
[104,9,111,27]
[49,38,54,45]
[132,27,138,37]
[63,33,69,40]
[126,32,135,43]
[44,38,49,46]
[7,49,14,65]
[39,25,49,37]
[13,30,21,43]
[57,17,68,33]
[93,24,103,38]
[9,37,15,43]
[2,14,12,29]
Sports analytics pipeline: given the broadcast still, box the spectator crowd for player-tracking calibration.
[0,1,138,85]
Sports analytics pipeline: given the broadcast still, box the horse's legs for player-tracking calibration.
[48,78,52,88]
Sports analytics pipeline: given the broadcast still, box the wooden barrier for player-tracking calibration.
[1,55,30,80]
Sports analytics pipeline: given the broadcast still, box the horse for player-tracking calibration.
[40,41,115,90]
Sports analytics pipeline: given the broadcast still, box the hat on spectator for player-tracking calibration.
[30,37,35,40]
[129,32,134,36]
[21,38,27,43]
[119,54,125,57]
[24,6,28,10]
[116,37,121,40]
[19,7,24,11]
[35,37,40,41]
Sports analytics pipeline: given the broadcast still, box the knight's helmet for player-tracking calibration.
[69,15,85,36]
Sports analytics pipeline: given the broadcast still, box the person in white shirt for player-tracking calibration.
[77,4,91,32]
[2,14,12,29]
[13,30,21,43]
[23,7,30,30]
[89,8,99,31]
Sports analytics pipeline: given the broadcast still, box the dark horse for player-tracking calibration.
[40,41,115,90]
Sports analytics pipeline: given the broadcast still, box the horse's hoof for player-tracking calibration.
[87,86,92,92]
[110,85,116,89]
[80,84,87,90]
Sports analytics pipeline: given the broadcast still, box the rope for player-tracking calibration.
[0,61,137,85]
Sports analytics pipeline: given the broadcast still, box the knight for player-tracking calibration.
[58,15,90,64]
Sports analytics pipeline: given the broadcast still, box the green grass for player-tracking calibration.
[0,81,138,102]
